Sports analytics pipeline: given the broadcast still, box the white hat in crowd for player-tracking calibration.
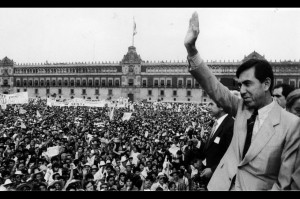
[14,170,23,175]
[99,161,106,166]
[120,156,127,163]
[3,179,13,186]
[84,163,91,167]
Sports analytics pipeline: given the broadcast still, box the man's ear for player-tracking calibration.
[263,77,271,91]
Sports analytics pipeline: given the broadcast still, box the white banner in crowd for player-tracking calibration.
[84,100,106,107]
[122,112,132,121]
[45,97,131,108]
[67,98,86,107]
[0,92,29,105]
[45,146,61,157]
[116,97,129,108]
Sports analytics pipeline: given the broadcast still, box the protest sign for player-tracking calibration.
[46,146,61,157]
[0,92,28,105]
[122,112,132,121]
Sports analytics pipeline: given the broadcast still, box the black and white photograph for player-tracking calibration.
[0,8,299,191]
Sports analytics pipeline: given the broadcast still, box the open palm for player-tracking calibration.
[184,12,200,48]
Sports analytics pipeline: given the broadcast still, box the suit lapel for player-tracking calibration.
[239,102,281,166]
[205,115,228,151]
[237,103,251,160]
[205,125,223,151]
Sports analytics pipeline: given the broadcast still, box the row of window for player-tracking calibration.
[147,97,202,102]
[17,88,114,96]
[14,67,118,74]
[146,67,187,73]
[14,78,200,88]
[148,90,192,97]
[16,79,120,87]
[142,79,199,88]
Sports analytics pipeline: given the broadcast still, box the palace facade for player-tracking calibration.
[1,46,300,103]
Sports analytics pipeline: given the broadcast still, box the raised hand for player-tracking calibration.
[184,11,200,57]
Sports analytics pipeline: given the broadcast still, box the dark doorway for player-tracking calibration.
[128,93,134,102]
[3,91,8,94]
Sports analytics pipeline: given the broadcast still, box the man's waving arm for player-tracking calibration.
[184,12,239,117]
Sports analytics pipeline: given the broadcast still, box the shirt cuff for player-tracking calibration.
[187,53,204,70]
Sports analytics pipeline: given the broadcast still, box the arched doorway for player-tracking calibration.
[128,93,134,102]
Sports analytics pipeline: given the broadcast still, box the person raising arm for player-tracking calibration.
[184,12,239,117]
[184,11,300,191]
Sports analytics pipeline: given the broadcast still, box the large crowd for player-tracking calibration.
[0,99,215,191]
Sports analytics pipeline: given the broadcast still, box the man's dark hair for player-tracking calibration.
[66,185,77,191]
[273,83,295,98]
[133,167,141,174]
[145,175,154,182]
[83,181,94,189]
[236,59,274,93]
[168,181,176,189]
[106,175,115,182]
[85,173,94,180]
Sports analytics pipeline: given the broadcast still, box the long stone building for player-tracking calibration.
[0,46,300,103]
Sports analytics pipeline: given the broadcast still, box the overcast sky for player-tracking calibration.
[0,8,300,64]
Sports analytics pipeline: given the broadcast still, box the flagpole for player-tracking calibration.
[132,17,134,46]
[132,33,134,46]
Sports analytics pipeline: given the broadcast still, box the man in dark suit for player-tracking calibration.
[198,100,234,186]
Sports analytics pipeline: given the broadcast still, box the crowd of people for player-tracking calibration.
[0,99,216,191]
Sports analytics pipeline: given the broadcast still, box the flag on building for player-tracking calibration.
[133,18,137,36]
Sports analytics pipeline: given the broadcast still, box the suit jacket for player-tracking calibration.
[189,54,300,190]
[199,115,234,173]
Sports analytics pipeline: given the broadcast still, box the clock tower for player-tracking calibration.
[121,46,142,102]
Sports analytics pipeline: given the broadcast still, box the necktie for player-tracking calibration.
[209,121,218,140]
[242,109,258,159]
[205,120,218,149]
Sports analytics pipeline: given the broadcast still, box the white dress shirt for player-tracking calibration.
[252,100,276,142]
